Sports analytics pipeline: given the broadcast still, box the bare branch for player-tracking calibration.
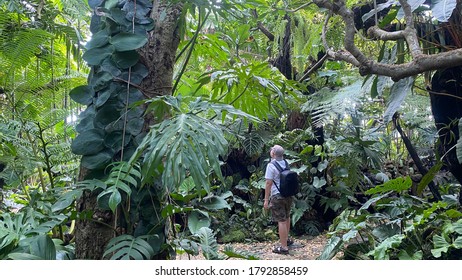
[365,49,462,80]
[312,0,462,81]
[286,2,315,13]
[298,53,328,82]
[398,0,423,57]
[322,11,361,67]
[257,21,275,41]
[367,26,405,41]
[252,9,275,41]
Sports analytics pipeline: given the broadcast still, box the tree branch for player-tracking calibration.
[312,0,462,81]
[298,53,328,82]
[257,21,275,41]
[286,2,315,13]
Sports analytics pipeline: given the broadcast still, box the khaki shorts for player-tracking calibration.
[269,194,293,222]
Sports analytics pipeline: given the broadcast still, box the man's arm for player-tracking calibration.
[264,178,272,210]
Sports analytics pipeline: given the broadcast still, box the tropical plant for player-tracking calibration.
[318,176,462,260]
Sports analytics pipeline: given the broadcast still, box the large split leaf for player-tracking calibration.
[103,234,155,260]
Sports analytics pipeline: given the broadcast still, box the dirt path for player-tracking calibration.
[176,234,330,260]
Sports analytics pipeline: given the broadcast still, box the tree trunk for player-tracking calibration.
[429,66,462,203]
[74,0,183,259]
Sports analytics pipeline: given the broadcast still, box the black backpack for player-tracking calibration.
[270,159,299,197]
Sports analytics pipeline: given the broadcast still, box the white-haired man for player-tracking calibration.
[264,145,293,255]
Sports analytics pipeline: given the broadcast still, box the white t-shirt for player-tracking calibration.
[265,159,287,197]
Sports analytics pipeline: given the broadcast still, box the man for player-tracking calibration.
[264,145,293,255]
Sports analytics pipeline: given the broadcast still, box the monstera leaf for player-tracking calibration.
[132,96,258,192]
[103,234,155,260]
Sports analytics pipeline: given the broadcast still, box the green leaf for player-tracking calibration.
[94,104,121,127]
[454,237,462,249]
[52,189,84,212]
[316,236,343,260]
[312,176,327,188]
[85,29,110,49]
[110,33,148,51]
[367,234,404,260]
[29,235,56,260]
[431,0,458,22]
[360,191,391,211]
[417,161,443,195]
[383,77,414,124]
[133,97,246,192]
[431,234,450,258]
[161,205,193,218]
[366,176,412,195]
[222,245,259,260]
[112,51,140,69]
[453,219,462,234]
[69,85,94,105]
[372,223,401,242]
[7,253,42,260]
[81,150,113,170]
[196,227,220,260]
[188,210,210,235]
[456,118,462,164]
[82,45,115,65]
[398,250,423,260]
[71,128,106,155]
[201,196,231,210]
[292,200,309,225]
[104,235,154,260]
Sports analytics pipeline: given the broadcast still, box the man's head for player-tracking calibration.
[272,145,284,160]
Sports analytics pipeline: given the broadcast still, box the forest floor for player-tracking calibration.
[176,233,335,260]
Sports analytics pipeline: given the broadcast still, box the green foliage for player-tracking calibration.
[132,95,258,192]
[365,176,412,195]
[302,79,367,128]
[0,209,73,260]
[222,244,260,260]
[103,234,155,260]
[318,175,462,260]
[196,227,221,260]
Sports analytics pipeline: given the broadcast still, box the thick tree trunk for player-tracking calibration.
[75,189,114,259]
[429,66,462,203]
[74,1,183,259]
